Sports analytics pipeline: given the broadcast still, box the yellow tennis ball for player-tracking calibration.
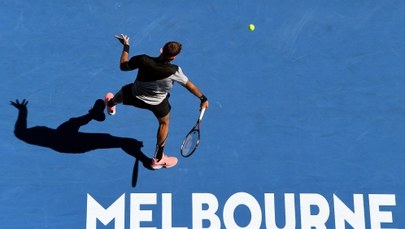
[249,24,255,31]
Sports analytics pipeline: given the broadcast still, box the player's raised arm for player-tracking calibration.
[114,34,131,71]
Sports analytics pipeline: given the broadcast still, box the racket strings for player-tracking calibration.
[181,130,200,157]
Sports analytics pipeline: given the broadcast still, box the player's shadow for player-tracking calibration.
[10,99,153,187]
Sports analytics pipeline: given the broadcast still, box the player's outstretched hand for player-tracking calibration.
[114,34,130,46]
[10,99,28,111]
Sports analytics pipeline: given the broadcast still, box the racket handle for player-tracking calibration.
[199,108,206,120]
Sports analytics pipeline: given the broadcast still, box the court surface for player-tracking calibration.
[1,0,404,228]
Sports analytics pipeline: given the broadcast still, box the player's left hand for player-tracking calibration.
[114,34,130,46]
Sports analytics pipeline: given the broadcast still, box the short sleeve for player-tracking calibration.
[127,55,145,70]
[169,66,189,85]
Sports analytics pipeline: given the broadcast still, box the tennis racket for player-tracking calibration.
[180,108,206,157]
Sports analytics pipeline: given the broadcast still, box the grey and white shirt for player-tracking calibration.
[127,55,189,105]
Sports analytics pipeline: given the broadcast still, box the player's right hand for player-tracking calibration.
[200,100,209,110]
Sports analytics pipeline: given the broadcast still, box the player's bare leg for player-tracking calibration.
[151,113,178,169]
[155,113,169,159]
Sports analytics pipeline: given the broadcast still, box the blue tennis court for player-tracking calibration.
[1,0,404,228]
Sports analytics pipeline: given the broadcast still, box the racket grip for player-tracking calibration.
[199,108,206,120]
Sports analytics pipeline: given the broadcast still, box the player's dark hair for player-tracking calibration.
[162,41,182,58]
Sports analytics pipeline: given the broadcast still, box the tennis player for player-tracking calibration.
[105,34,209,170]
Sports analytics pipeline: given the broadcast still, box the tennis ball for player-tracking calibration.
[249,24,255,31]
